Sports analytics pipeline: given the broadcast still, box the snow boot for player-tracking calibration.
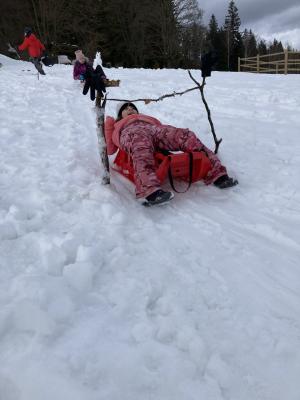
[214,175,238,189]
[143,189,174,207]
[33,59,46,75]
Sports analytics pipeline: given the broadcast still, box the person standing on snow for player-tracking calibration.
[18,27,46,75]
[105,102,238,206]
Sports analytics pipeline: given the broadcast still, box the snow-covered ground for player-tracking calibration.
[0,54,300,400]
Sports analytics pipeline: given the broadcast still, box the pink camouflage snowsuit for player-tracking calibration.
[109,114,227,198]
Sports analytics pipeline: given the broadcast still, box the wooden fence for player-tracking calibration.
[238,50,300,74]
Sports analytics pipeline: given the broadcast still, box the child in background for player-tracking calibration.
[18,27,46,75]
[73,50,108,101]
[73,50,89,81]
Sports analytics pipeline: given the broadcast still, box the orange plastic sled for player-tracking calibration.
[111,149,212,188]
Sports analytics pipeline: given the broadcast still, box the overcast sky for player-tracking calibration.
[199,0,300,50]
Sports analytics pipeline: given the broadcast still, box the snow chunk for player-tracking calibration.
[43,244,67,276]
[131,322,154,343]
[0,221,17,240]
[206,353,234,390]
[12,300,56,335]
[47,295,75,321]
[0,309,10,337]
[63,261,96,292]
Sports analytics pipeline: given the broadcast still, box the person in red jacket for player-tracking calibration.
[18,27,46,75]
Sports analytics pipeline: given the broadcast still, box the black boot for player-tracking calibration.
[214,175,238,189]
[143,189,174,207]
[33,58,46,75]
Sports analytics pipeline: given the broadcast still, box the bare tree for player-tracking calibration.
[0,0,33,56]
[176,0,206,67]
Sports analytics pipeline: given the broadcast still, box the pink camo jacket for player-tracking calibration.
[105,114,162,155]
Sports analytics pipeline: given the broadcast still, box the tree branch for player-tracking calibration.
[187,70,222,154]
[107,85,199,104]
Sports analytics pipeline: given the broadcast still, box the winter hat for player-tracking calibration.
[75,49,86,63]
[116,101,138,119]
[24,27,32,37]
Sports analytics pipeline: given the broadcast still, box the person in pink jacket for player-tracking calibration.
[73,50,89,80]
[109,102,238,206]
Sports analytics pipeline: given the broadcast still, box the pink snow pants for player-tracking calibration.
[119,121,227,198]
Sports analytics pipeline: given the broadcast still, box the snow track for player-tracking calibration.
[0,55,300,400]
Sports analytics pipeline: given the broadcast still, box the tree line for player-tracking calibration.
[0,0,296,71]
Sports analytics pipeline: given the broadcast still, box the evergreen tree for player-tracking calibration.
[205,14,227,71]
[257,39,267,55]
[206,14,219,50]
[223,0,244,70]
[248,30,257,57]
[269,39,284,53]
[242,29,257,57]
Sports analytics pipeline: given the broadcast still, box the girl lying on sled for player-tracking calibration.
[105,101,238,206]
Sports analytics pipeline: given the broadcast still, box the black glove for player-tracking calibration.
[83,65,106,101]
[201,51,218,78]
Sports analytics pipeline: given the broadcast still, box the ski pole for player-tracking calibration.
[7,42,21,60]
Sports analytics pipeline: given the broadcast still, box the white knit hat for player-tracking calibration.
[75,49,87,63]
[116,101,138,118]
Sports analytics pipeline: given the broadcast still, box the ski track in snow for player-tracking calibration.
[0,55,300,400]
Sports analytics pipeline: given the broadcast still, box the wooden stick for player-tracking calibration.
[107,86,199,103]
[187,71,222,154]
[95,93,110,184]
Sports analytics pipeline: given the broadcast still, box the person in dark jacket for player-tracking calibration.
[18,27,46,75]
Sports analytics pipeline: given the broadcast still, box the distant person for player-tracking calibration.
[73,49,107,82]
[18,27,46,75]
[73,50,107,101]
[73,50,89,81]
[105,102,238,206]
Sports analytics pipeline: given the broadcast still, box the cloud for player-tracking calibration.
[248,5,300,48]
[239,0,300,25]
[262,28,300,49]
[199,0,300,49]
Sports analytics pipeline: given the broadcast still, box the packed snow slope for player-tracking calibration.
[0,54,300,400]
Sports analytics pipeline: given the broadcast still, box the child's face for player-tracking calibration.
[121,104,138,119]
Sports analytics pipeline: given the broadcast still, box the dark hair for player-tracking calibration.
[117,102,138,120]
[24,27,32,37]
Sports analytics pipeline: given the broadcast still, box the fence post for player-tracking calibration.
[238,57,240,72]
[284,49,288,74]
[256,54,260,73]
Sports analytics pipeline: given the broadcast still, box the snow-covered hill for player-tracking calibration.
[0,54,300,400]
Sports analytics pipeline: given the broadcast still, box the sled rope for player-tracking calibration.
[168,152,194,193]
